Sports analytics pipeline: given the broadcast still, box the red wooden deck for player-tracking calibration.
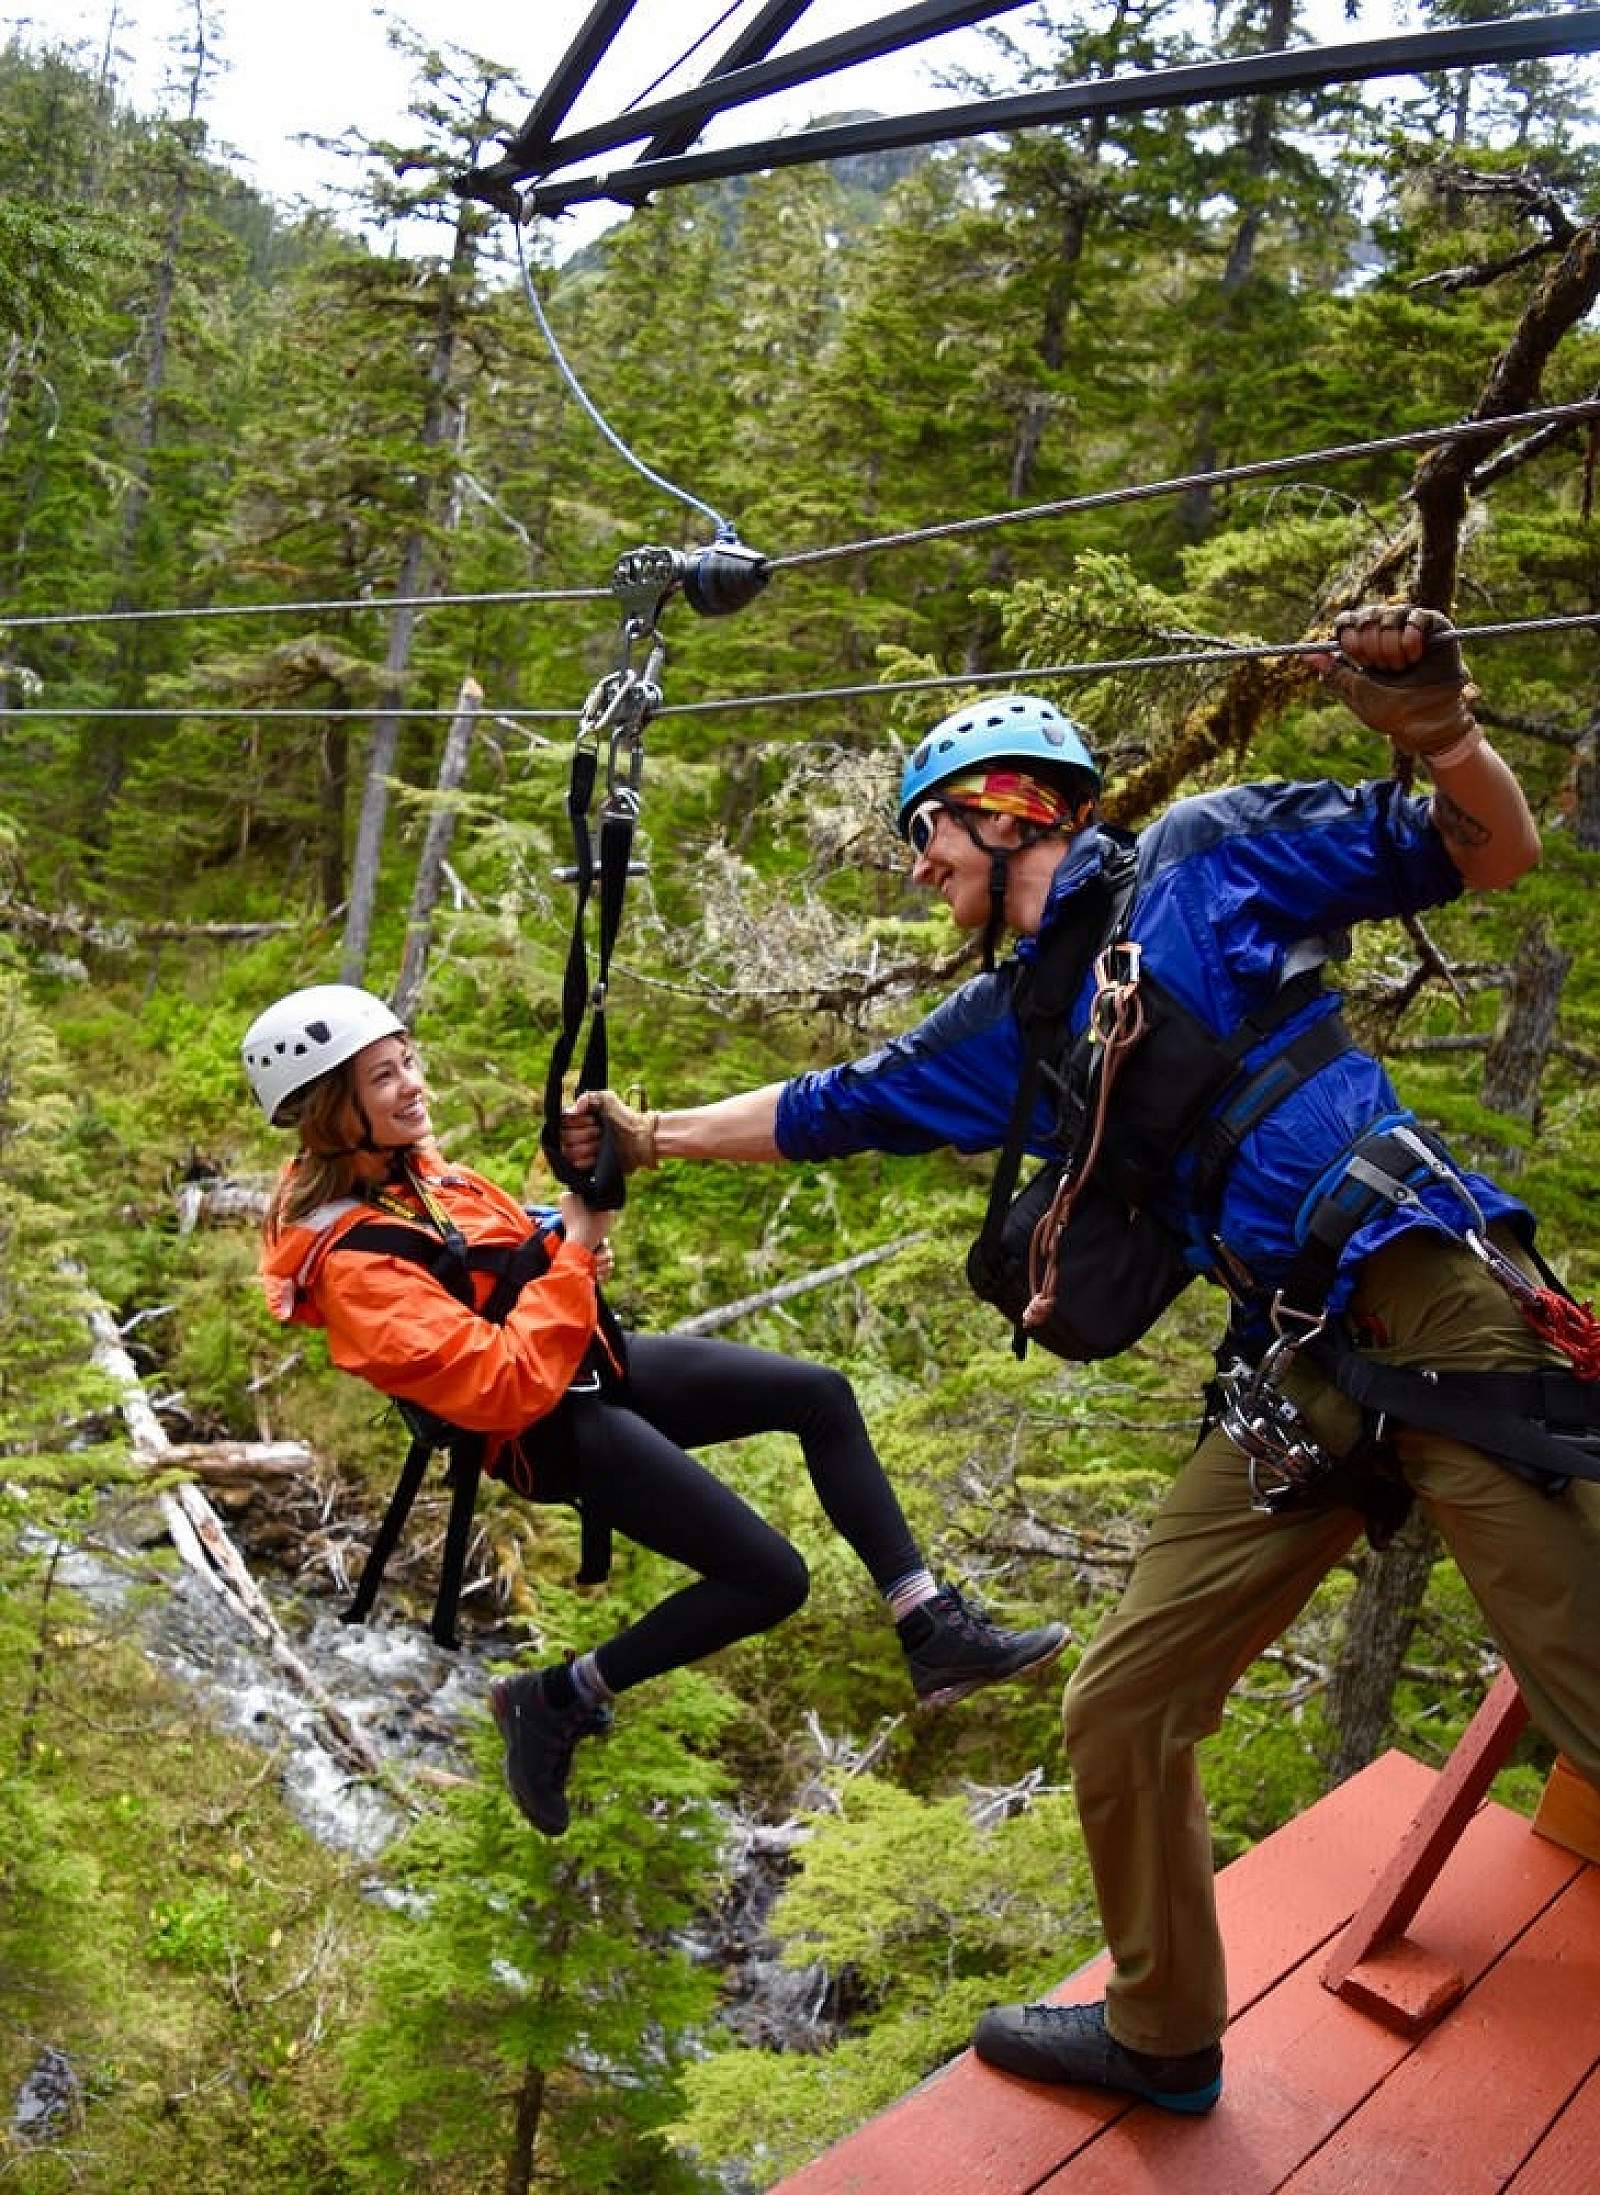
[772,1748,1600,2195]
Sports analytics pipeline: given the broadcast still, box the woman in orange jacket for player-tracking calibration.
[243,983,1065,1835]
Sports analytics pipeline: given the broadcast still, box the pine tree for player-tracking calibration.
[337,1642,732,2194]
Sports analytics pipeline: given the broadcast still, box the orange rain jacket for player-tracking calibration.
[260,1148,603,1465]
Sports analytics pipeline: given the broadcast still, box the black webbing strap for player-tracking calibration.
[1189,1002,1354,1207]
[1312,1339,1600,1492]
[1275,1121,1455,1319]
[341,1421,436,1629]
[432,1435,485,1649]
[539,740,628,1211]
[975,848,1139,1286]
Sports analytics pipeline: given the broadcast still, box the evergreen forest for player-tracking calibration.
[3,5,1599,2189]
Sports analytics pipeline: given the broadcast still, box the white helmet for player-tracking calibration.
[241,984,406,1125]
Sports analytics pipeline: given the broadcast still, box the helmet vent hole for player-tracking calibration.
[305,1021,330,1044]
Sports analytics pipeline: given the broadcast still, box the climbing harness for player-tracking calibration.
[970,837,1359,1363]
[539,538,768,1210]
[1207,1119,1600,1521]
[330,1204,626,1647]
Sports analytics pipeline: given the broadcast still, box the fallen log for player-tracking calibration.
[81,1284,411,1803]
[147,1441,315,1480]
[175,1179,271,1232]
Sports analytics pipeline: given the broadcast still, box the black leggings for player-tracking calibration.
[549,1335,923,1696]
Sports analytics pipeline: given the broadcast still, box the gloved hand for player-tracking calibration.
[561,1089,660,1175]
[1314,604,1479,758]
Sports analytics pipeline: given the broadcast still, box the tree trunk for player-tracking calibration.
[392,675,482,1024]
[1324,1504,1439,1788]
[1179,0,1293,540]
[319,715,350,914]
[1481,913,1571,1136]
[503,2062,546,2195]
[340,198,478,984]
[1571,715,1600,852]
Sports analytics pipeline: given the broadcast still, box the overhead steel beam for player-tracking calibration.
[500,0,645,167]
[641,0,819,164]
[514,8,1600,217]
[473,0,1030,200]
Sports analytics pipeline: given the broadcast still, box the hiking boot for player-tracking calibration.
[972,1999,1222,2114]
[488,1671,611,1836]
[897,1585,1066,1708]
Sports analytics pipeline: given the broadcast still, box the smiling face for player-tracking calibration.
[908,800,1026,930]
[347,1033,432,1154]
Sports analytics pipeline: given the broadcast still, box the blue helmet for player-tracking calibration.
[896,693,1099,837]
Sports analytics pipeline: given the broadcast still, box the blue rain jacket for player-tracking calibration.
[775,778,1529,1308]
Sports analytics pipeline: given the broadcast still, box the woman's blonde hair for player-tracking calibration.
[264,1060,367,1238]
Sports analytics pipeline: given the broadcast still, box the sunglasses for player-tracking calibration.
[907,800,949,856]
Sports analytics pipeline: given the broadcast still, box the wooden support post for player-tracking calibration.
[1320,1664,1529,2033]
[1534,1754,1600,1865]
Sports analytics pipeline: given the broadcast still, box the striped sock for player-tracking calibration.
[568,1649,614,1712]
[885,1568,939,1622]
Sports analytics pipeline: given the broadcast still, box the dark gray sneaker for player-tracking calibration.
[897,1585,1067,1708]
[972,1999,1223,2114]
[488,1672,611,1836]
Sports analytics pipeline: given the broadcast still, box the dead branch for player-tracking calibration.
[1,896,295,950]
[175,1178,271,1231]
[667,1234,926,1338]
[144,1440,316,1480]
[1475,698,1588,751]
[1106,217,1600,825]
[79,1280,412,1804]
[1412,219,1600,608]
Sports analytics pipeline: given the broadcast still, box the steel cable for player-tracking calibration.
[6,607,1598,724]
[7,399,1594,637]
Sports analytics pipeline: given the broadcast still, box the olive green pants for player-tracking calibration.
[1061,1224,1600,2057]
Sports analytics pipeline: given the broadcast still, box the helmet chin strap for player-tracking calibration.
[944,805,1068,972]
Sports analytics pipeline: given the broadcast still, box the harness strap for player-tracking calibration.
[328,1214,614,1637]
[340,1424,435,1630]
[540,743,629,1209]
[1275,1121,1458,1317]
[1312,1338,1600,1494]
[975,847,1139,1349]
[1190,1006,1354,1206]
[432,1436,485,1651]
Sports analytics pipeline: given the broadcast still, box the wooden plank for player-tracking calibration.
[1505,2056,1600,2194]
[1321,1665,1528,1999]
[1533,1756,1600,1866]
[1038,1798,1583,2195]
[773,1752,1437,2195]
[1281,1865,1600,2195]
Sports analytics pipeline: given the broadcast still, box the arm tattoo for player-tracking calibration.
[1431,791,1492,850]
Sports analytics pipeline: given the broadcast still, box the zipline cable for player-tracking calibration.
[0,580,608,633]
[513,221,738,541]
[621,0,752,113]
[7,607,1598,723]
[8,398,1594,636]
[771,398,1600,572]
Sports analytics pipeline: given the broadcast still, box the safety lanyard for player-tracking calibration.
[368,1159,468,1261]
[539,548,675,1211]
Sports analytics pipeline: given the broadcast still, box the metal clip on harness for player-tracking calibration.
[540,538,769,1209]
[1216,1298,1341,1514]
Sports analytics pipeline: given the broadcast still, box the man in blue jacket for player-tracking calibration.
[565,605,1599,2115]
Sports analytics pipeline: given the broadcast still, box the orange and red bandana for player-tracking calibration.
[937,768,1071,828]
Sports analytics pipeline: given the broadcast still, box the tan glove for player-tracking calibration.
[1317,605,1478,757]
[562,1089,660,1174]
